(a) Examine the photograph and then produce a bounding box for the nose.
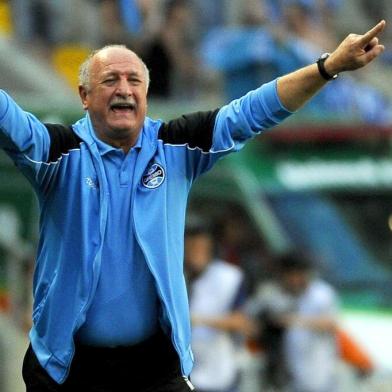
[115,77,132,97]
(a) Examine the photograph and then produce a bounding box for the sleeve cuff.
[260,78,294,118]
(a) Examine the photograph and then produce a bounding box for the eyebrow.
[102,70,143,78]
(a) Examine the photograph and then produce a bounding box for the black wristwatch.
[316,53,338,81]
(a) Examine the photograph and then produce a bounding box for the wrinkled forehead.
[90,48,145,79]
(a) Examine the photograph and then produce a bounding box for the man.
[184,222,250,392]
[246,252,339,392]
[0,19,385,391]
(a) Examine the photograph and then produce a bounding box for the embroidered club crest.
[142,163,165,189]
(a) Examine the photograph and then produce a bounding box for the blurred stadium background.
[1,0,392,391]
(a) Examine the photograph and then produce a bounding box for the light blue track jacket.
[0,80,291,383]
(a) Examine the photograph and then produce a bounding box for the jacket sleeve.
[211,79,292,156]
[0,90,51,186]
[159,79,293,179]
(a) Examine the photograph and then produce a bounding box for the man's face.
[79,47,148,147]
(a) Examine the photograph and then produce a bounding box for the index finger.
[359,20,386,46]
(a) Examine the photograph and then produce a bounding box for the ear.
[78,85,89,111]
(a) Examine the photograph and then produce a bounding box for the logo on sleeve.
[142,163,165,189]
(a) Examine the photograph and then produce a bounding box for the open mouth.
[110,102,136,113]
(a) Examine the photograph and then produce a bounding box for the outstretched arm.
[161,21,387,178]
[278,20,386,111]
[191,311,255,335]
[0,91,53,189]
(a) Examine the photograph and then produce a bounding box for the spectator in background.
[225,0,268,27]
[10,0,100,52]
[191,0,227,37]
[214,207,273,295]
[97,0,163,48]
[185,220,251,392]
[142,0,199,98]
[200,0,392,123]
[280,0,339,51]
[97,0,136,45]
[93,0,201,98]
[200,0,279,101]
[246,251,339,391]
[10,0,61,51]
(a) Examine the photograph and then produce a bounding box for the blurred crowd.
[1,0,392,123]
[184,212,374,391]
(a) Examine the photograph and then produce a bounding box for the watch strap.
[317,53,338,81]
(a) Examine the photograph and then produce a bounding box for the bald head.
[77,44,149,152]
[78,45,150,92]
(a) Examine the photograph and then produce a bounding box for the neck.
[95,129,139,154]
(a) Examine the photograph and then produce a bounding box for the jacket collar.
[88,123,143,156]
[72,113,158,154]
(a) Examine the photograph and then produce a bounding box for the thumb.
[361,43,385,65]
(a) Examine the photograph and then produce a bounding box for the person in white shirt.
[184,222,251,392]
[246,252,339,392]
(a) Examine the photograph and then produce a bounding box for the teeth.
[111,102,135,110]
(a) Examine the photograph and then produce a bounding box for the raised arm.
[277,20,386,111]
[0,91,53,189]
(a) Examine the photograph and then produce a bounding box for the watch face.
[317,52,337,80]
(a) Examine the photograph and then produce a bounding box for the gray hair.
[78,44,150,92]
